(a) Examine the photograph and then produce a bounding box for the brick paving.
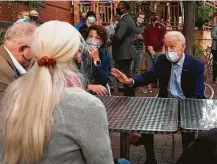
[110,83,217,164]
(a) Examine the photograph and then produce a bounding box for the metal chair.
[204,82,214,99]
[106,83,112,96]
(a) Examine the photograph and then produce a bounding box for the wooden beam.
[73,0,80,25]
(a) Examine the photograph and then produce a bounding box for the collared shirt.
[3,45,26,75]
[168,54,186,99]
[120,13,128,19]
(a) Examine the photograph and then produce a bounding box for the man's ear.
[182,43,186,50]
[18,45,28,53]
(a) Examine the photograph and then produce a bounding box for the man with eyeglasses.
[0,22,36,103]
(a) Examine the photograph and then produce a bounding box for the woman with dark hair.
[77,25,111,96]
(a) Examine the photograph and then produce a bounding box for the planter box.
[194,30,212,55]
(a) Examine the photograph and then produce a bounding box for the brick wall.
[0,1,73,27]
[39,1,73,24]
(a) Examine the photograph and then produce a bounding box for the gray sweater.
[0,87,114,164]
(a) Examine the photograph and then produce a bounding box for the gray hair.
[4,22,36,46]
[165,31,186,45]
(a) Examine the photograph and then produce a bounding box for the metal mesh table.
[98,96,179,159]
[98,96,179,134]
[180,99,217,132]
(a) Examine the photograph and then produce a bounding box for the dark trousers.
[116,59,135,96]
[141,132,195,160]
[212,50,217,81]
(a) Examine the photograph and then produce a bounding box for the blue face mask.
[86,39,102,49]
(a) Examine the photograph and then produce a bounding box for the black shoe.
[144,159,157,164]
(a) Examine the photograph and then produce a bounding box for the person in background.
[29,10,40,25]
[211,24,217,83]
[112,1,137,96]
[77,25,111,96]
[79,11,97,39]
[112,31,205,164]
[75,12,87,30]
[132,12,145,77]
[15,11,30,24]
[106,15,120,56]
[96,15,103,26]
[0,22,36,103]
[17,11,29,19]
[142,11,166,94]
[0,20,115,164]
[105,14,120,92]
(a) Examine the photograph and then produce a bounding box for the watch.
[94,60,101,66]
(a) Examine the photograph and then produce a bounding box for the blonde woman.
[0,21,114,164]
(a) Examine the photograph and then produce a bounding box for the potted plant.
[195,5,213,29]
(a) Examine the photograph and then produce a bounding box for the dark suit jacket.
[133,54,205,99]
[176,128,217,164]
[0,45,20,103]
[112,13,137,61]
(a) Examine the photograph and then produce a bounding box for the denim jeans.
[145,51,161,71]
[132,50,143,76]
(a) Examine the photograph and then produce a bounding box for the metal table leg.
[120,132,130,159]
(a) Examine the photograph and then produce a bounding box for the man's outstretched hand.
[111,68,133,85]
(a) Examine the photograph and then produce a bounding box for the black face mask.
[116,8,122,16]
[29,15,38,22]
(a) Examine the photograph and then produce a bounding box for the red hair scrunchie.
[37,56,56,68]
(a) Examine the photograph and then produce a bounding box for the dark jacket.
[80,47,111,86]
[134,22,145,51]
[79,24,89,39]
[176,128,217,164]
[112,13,137,61]
[133,54,206,99]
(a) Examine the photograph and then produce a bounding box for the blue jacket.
[81,47,111,86]
[75,22,85,31]
[133,54,206,99]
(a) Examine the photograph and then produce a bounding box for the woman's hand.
[88,46,100,61]
[88,84,108,96]
[111,68,133,85]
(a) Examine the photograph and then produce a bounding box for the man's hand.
[111,68,133,85]
[147,46,155,57]
[150,50,155,58]
[147,46,154,52]
[88,84,108,96]
[136,34,143,40]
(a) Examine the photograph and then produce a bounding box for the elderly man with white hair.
[0,22,36,103]
[112,31,205,164]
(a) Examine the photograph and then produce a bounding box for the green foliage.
[128,1,138,20]
[28,1,45,9]
[0,32,4,46]
[11,1,45,9]
[192,44,204,60]
[195,5,213,28]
